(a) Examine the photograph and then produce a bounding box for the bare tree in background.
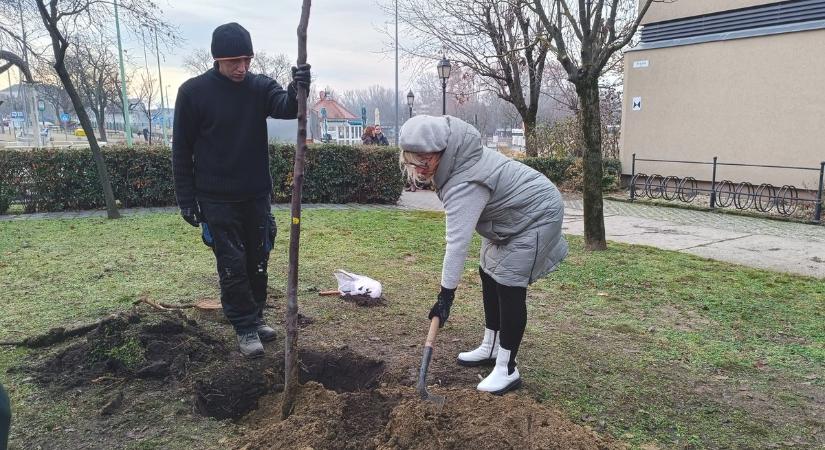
[252,52,291,86]
[339,85,398,126]
[0,0,176,219]
[392,0,550,156]
[530,0,657,250]
[134,73,158,144]
[68,36,120,141]
[32,60,73,132]
[539,60,623,159]
[109,66,143,132]
[183,48,291,85]
[182,48,212,76]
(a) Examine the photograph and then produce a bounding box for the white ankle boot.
[477,348,521,395]
[457,328,499,367]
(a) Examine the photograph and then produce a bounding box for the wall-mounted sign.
[633,60,649,69]
[632,97,642,111]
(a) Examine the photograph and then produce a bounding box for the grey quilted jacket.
[434,116,568,287]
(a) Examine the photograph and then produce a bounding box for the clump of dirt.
[237,384,619,450]
[193,346,386,420]
[297,313,315,327]
[377,390,617,450]
[29,310,226,388]
[341,294,386,307]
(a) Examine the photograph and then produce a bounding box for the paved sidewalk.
[2,191,823,278]
[399,191,825,278]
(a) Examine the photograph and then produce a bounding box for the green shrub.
[0,184,10,214]
[520,156,575,184]
[0,144,404,213]
[519,156,621,191]
[0,160,10,214]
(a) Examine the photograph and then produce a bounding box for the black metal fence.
[628,154,825,223]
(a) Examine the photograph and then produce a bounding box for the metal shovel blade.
[416,346,445,405]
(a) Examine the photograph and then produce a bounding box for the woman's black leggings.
[479,267,526,373]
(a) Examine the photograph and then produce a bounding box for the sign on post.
[11,111,24,128]
[60,113,70,123]
[37,99,46,112]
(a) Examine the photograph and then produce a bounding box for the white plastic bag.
[333,269,382,298]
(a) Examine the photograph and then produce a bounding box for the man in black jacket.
[172,22,310,357]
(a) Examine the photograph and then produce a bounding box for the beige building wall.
[621,28,825,191]
[641,0,785,24]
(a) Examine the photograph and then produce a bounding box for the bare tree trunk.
[282,0,311,420]
[576,77,606,250]
[523,113,538,157]
[94,105,107,141]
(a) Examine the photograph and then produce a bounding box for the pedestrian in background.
[374,125,389,146]
[361,125,377,145]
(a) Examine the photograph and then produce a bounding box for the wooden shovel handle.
[425,316,440,347]
[318,290,340,296]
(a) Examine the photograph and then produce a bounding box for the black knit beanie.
[211,23,254,59]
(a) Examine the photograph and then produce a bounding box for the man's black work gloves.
[291,64,312,91]
[428,286,456,328]
[180,205,201,228]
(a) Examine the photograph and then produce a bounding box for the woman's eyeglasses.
[405,155,440,169]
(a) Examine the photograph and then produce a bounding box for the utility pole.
[114,0,133,147]
[152,27,167,146]
[18,0,41,147]
[394,0,399,146]
[141,26,152,144]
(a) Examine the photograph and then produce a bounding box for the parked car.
[73,128,86,137]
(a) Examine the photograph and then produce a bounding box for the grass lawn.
[0,209,822,449]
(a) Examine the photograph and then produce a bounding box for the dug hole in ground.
[15,299,618,449]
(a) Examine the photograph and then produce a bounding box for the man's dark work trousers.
[0,382,10,450]
[200,197,274,333]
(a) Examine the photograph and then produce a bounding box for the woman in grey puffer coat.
[399,115,568,395]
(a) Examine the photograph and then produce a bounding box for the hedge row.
[0,144,405,214]
[0,145,620,214]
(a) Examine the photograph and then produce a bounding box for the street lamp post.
[437,57,451,116]
[114,0,133,147]
[406,90,414,119]
[150,26,167,147]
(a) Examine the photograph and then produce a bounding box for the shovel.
[416,316,446,405]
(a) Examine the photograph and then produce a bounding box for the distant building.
[621,0,825,190]
[309,91,364,145]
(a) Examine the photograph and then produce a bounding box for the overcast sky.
[159,0,420,101]
[3,0,418,104]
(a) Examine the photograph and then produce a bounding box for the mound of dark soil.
[30,310,226,388]
[237,384,619,450]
